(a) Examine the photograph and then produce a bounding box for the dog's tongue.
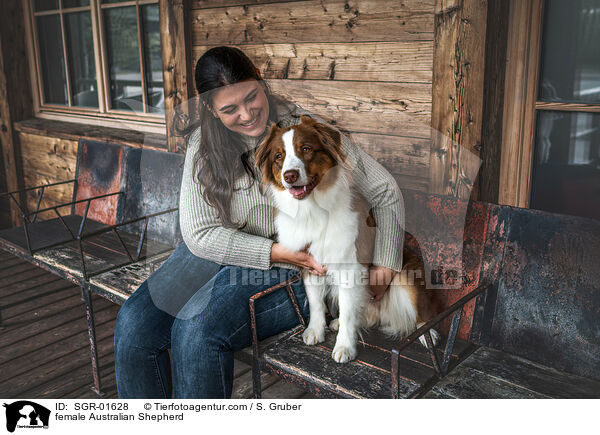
[289,185,308,199]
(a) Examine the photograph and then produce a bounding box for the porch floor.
[0,250,314,399]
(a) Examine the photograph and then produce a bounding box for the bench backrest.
[402,190,508,341]
[474,207,600,379]
[402,189,600,379]
[73,139,184,247]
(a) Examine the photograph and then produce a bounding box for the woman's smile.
[210,80,269,137]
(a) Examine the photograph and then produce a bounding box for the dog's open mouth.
[288,175,318,200]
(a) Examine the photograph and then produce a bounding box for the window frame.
[23,0,165,132]
[499,0,600,208]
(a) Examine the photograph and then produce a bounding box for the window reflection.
[531,111,600,220]
[104,6,142,112]
[142,4,164,113]
[36,14,68,105]
[538,0,600,104]
[65,11,98,108]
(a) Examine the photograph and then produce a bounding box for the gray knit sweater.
[179,98,405,272]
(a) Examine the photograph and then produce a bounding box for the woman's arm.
[179,128,274,270]
[179,127,327,274]
[341,133,405,273]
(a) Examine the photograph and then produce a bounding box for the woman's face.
[209,80,269,137]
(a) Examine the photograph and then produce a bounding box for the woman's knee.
[115,282,174,353]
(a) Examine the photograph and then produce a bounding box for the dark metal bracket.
[249,274,306,399]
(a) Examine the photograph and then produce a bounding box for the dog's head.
[254,115,346,200]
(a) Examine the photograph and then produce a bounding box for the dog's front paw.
[329,318,339,332]
[332,344,357,363]
[303,327,325,345]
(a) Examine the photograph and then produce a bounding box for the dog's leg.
[302,274,328,345]
[331,267,369,363]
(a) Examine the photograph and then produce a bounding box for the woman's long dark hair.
[178,46,288,228]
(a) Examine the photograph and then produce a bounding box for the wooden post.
[159,0,193,154]
[498,0,544,208]
[430,0,488,200]
[478,0,510,204]
[0,0,33,226]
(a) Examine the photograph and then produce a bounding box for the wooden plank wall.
[18,133,78,220]
[430,0,488,200]
[191,0,435,192]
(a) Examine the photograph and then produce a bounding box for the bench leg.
[81,285,105,397]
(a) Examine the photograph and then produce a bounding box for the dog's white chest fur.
[271,170,359,267]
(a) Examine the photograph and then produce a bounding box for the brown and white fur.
[255,115,440,363]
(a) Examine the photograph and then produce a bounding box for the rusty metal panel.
[73,141,184,245]
[118,148,184,246]
[488,208,600,380]
[74,140,128,225]
[403,191,492,340]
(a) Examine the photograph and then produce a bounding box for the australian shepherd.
[255,115,440,363]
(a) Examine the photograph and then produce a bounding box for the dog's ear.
[254,123,280,181]
[311,119,345,164]
[300,115,344,162]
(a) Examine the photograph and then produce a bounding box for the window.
[500,0,600,221]
[530,0,600,220]
[28,0,164,122]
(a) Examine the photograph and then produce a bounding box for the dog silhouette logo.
[3,401,50,432]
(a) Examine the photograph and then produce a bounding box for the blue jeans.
[114,242,307,398]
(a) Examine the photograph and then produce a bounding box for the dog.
[255,115,440,363]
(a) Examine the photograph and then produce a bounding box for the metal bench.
[249,193,600,398]
[0,139,183,395]
[3,139,599,399]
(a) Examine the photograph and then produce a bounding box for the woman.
[114,46,404,398]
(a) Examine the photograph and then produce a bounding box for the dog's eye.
[275,152,282,160]
[301,145,311,153]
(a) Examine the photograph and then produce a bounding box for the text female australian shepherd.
[255,115,439,363]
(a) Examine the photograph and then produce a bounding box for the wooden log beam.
[498,0,543,208]
[0,0,34,225]
[191,0,434,46]
[478,0,510,204]
[430,0,488,199]
[160,0,193,153]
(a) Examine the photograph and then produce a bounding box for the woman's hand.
[271,243,327,276]
[369,266,396,302]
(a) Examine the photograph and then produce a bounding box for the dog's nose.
[283,170,299,184]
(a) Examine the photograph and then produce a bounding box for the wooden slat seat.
[87,251,172,304]
[32,230,173,283]
[424,347,600,399]
[260,325,472,399]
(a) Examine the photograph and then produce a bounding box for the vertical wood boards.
[478,0,510,204]
[160,0,194,153]
[0,0,34,225]
[498,0,543,208]
[430,0,488,199]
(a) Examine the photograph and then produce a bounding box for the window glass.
[142,4,164,113]
[36,14,68,105]
[104,6,142,112]
[531,110,600,220]
[538,0,600,104]
[34,0,59,12]
[65,11,98,107]
[63,0,90,7]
